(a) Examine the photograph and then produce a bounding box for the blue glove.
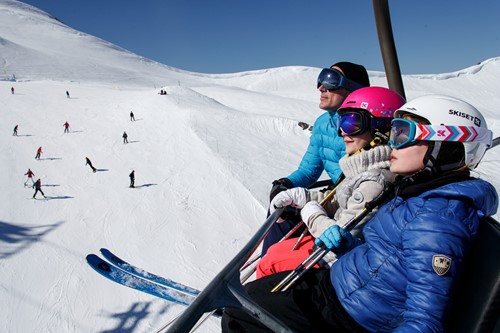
[314,225,358,255]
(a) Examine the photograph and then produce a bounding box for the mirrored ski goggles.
[389,118,493,149]
[317,68,363,92]
[338,110,391,136]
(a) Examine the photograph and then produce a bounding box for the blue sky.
[21,0,500,74]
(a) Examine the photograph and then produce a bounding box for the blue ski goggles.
[389,119,418,148]
[338,110,391,136]
[389,118,493,149]
[317,68,363,92]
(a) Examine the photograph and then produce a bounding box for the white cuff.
[300,201,327,225]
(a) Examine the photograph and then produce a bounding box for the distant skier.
[13,125,18,136]
[129,170,135,188]
[35,146,43,160]
[122,131,128,144]
[24,168,35,186]
[63,121,70,133]
[130,111,135,121]
[32,178,45,199]
[85,157,97,173]
[11,86,14,94]
[66,90,70,98]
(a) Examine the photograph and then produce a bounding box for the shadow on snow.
[0,220,64,260]
[133,183,157,189]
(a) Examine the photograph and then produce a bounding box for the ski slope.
[1,1,499,332]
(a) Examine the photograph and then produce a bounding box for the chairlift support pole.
[373,0,406,99]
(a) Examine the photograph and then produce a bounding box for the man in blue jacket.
[263,62,370,253]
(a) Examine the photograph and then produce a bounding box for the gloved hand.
[269,178,293,202]
[314,225,359,255]
[270,187,308,215]
[300,201,327,225]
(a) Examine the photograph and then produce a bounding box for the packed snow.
[1,1,499,332]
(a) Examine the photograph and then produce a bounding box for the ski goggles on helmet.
[389,118,493,149]
[317,68,363,92]
[338,110,391,136]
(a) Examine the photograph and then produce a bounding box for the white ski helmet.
[394,95,493,171]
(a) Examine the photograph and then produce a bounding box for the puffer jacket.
[331,174,498,332]
[287,112,345,188]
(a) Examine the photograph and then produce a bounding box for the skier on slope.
[32,178,46,199]
[263,62,370,255]
[24,168,35,186]
[63,121,70,133]
[129,170,135,188]
[130,111,135,121]
[122,131,128,144]
[85,157,97,173]
[35,146,43,160]
[13,125,18,136]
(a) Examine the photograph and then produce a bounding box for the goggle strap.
[350,136,385,156]
[414,124,493,146]
[373,130,390,142]
[343,78,363,91]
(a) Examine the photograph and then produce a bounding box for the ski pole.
[240,175,346,279]
[289,176,345,251]
[270,212,365,293]
[189,311,214,332]
[239,219,306,283]
[156,313,182,333]
[489,136,500,149]
[290,228,308,251]
[239,219,304,273]
[156,310,214,333]
[271,186,390,293]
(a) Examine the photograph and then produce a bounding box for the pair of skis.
[87,208,292,333]
[86,249,223,317]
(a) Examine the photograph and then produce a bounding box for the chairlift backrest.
[446,217,500,333]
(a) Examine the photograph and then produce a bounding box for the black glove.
[268,178,301,222]
[269,178,294,202]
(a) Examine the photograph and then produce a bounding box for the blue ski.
[99,248,201,297]
[86,254,193,306]
[86,254,223,317]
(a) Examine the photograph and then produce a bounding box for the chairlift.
[165,1,500,332]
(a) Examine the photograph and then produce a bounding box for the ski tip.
[100,248,126,265]
[99,248,113,258]
[86,254,112,273]
[86,254,99,263]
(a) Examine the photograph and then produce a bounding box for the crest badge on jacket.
[432,255,452,276]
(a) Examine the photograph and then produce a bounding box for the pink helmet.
[339,86,406,118]
[337,86,406,142]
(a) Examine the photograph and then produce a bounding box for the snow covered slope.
[1,1,499,332]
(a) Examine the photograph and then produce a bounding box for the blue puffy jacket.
[287,112,345,188]
[331,177,498,332]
